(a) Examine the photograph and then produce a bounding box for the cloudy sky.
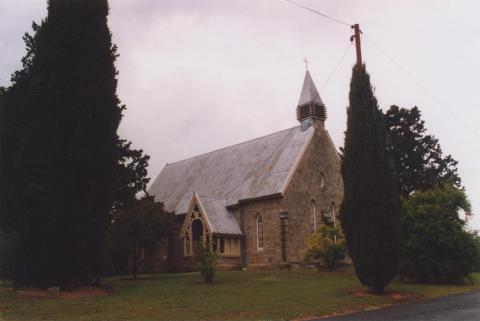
[1,0,479,229]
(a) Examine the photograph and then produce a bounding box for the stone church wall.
[282,123,344,263]
[233,198,285,269]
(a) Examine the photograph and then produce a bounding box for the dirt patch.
[16,286,109,300]
[352,290,419,302]
[293,315,319,321]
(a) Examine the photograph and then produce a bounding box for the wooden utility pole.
[351,24,362,66]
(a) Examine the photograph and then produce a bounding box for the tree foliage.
[340,64,401,294]
[195,239,218,284]
[0,0,122,288]
[305,224,346,271]
[385,105,461,197]
[399,185,480,283]
[106,195,174,278]
[112,138,150,213]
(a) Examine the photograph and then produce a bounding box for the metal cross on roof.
[303,57,309,70]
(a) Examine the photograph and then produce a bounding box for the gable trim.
[280,129,315,195]
[179,192,214,239]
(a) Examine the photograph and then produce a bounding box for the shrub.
[305,224,346,271]
[399,185,480,283]
[473,233,480,272]
[195,240,218,284]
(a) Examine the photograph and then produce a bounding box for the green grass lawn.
[1,270,479,321]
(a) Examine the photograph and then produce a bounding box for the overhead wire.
[283,0,351,26]
[321,42,353,90]
[283,0,480,137]
[362,33,480,136]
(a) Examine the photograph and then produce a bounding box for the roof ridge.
[165,125,300,166]
[197,194,225,199]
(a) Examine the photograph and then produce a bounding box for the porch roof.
[197,195,242,235]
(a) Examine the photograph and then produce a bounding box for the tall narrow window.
[310,200,317,234]
[320,172,325,189]
[330,203,336,226]
[330,203,337,243]
[219,238,225,254]
[257,215,264,250]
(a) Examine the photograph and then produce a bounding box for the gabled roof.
[179,193,242,236]
[197,195,242,235]
[148,126,314,215]
[298,70,324,106]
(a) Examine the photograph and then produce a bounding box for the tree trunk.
[368,285,385,295]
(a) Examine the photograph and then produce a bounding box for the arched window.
[310,200,317,234]
[320,172,325,189]
[330,202,337,243]
[330,202,336,227]
[257,215,264,250]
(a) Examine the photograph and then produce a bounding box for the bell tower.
[296,70,327,131]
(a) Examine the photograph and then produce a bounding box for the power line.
[283,0,479,137]
[321,42,353,90]
[362,33,480,137]
[283,0,351,27]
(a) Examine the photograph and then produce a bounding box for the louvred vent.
[296,103,327,122]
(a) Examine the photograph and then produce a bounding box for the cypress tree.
[340,64,401,294]
[4,0,121,288]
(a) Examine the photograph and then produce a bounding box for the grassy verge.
[1,270,479,321]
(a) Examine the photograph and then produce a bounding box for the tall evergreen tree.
[385,105,461,197]
[0,23,41,232]
[2,0,122,288]
[340,64,401,294]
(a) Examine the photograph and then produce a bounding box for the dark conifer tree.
[385,105,461,197]
[3,0,121,288]
[340,64,401,294]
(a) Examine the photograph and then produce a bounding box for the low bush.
[399,185,480,283]
[305,224,346,271]
[195,240,218,284]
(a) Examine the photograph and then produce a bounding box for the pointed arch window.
[330,202,336,227]
[330,202,337,243]
[257,215,264,250]
[320,172,325,189]
[310,200,317,234]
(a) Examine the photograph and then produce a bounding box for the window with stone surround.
[310,200,317,234]
[330,202,337,225]
[257,215,264,250]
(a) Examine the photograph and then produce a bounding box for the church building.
[147,70,343,271]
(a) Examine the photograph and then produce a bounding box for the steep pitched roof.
[197,195,242,235]
[298,70,324,106]
[148,126,314,215]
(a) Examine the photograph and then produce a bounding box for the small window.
[257,215,264,250]
[330,203,336,225]
[138,246,145,261]
[161,247,167,259]
[213,237,218,252]
[310,200,317,234]
[320,172,325,189]
[184,236,191,256]
[219,238,225,254]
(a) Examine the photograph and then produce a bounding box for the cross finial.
[303,57,310,70]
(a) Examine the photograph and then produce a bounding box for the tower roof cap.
[298,70,324,106]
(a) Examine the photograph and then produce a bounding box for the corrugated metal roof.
[197,195,242,235]
[148,125,314,215]
[298,70,324,106]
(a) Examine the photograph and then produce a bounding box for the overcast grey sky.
[1,0,479,229]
